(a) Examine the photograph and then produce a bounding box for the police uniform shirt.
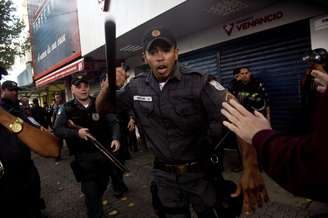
[54,97,111,153]
[117,64,227,164]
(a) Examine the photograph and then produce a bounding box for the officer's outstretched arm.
[0,106,59,158]
[203,79,269,215]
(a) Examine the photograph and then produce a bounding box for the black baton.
[104,17,116,112]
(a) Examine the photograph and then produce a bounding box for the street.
[34,146,328,218]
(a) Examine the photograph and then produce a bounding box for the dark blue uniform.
[0,98,43,218]
[54,97,115,218]
[117,64,226,217]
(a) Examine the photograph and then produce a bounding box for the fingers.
[312,69,328,83]
[254,110,266,120]
[221,107,240,126]
[228,99,253,117]
[317,85,327,93]
[222,120,238,134]
[242,190,253,216]
[111,141,120,152]
[231,183,241,198]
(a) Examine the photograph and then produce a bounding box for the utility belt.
[153,159,201,175]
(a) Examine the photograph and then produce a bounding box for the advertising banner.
[30,0,81,79]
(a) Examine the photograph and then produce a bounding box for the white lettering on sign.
[37,33,66,63]
[223,11,284,36]
[133,96,153,102]
[314,16,328,31]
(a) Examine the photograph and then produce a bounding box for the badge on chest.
[92,113,100,121]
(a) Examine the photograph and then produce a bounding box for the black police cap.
[1,80,22,91]
[71,74,89,86]
[143,27,176,51]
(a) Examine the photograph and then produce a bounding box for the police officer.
[0,80,56,218]
[54,75,120,218]
[97,28,267,217]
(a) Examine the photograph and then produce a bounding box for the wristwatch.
[9,117,24,134]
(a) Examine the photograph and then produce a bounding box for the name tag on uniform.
[133,95,152,102]
[209,80,225,91]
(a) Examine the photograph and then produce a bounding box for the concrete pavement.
[33,146,328,218]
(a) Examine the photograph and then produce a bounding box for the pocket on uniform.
[134,101,154,116]
[174,103,198,116]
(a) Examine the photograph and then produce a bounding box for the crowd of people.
[0,27,327,218]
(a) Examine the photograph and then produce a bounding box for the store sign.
[35,58,84,88]
[223,11,284,36]
[30,0,81,79]
[314,15,328,31]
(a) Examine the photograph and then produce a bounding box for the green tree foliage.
[0,0,25,70]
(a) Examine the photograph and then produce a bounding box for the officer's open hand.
[78,128,92,141]
[232,164,269,215]
[110,139,120,152]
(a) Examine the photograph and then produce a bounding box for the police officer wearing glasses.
[96,27,268,217]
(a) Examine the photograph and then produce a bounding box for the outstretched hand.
[221,99,272,143]
[311,65,328,93]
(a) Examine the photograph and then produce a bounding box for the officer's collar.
[73,96,93,108]
[146,63,182,83]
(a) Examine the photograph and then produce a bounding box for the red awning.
[35,58,84,88]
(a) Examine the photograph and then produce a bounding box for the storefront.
[180,20,311,131]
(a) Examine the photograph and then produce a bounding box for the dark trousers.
[0,161,42,218]
[81,176,110,218]
[152,169,218,218]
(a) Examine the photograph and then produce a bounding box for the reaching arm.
[53,106,79,139]
[0,106,59,157]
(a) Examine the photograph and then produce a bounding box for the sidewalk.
[33,147,328,218]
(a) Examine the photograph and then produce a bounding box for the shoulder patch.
[57,106,64,115]
[209,80,225,91]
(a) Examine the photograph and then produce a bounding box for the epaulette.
[132,72,147,80]
[180,65,204,76]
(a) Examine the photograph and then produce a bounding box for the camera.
[302,48,328,65]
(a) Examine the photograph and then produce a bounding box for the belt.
[153,160,201,175]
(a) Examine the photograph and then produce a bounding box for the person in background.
[31,98,49,128]
[228,67,270,172]
[100,68,129,198]
[51,93,65,161]
[221,67,328,202]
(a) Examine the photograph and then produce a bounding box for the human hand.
[78,128,92,140]
[100,74,109,90]
[232,166,269,215]
[110,139,120,152]
[311,67,328,93]
[116,67,127,88]
[221,99,272,144]
[127,118,135,132]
